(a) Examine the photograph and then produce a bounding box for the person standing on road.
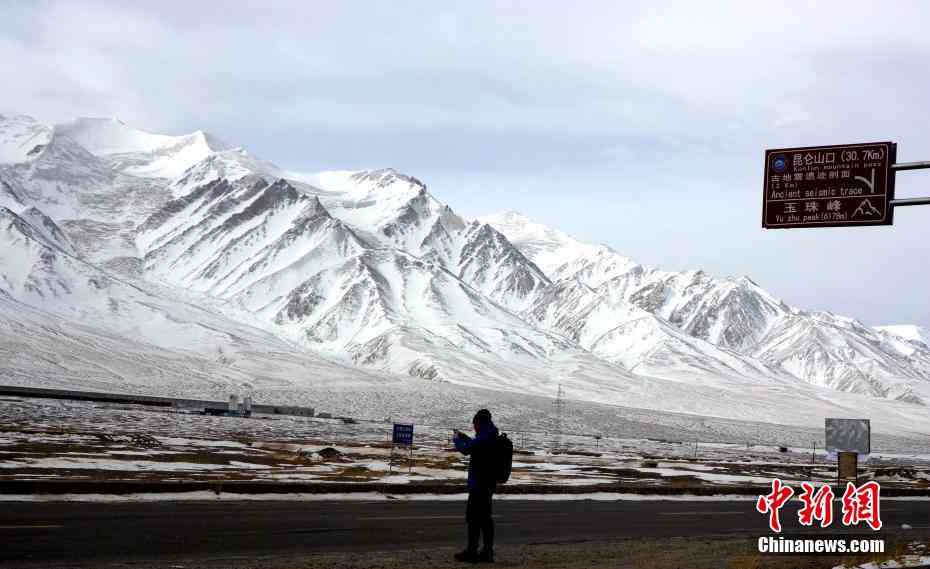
[452,408,499,563]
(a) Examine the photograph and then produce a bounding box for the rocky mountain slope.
[481,211,930,402]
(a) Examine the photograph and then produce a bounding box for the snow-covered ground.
[4,397,930,492]
[833,543,930,569]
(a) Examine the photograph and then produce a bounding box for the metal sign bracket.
[890,160,930,208]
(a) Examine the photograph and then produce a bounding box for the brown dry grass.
[315,465,380,482]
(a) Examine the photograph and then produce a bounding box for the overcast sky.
[2,1,929,327]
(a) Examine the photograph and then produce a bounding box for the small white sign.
[825,418,870,454]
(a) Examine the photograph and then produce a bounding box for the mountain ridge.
[480,210,930,400]
[2,113,929,434]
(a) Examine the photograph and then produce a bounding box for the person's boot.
[454,549,479,563]
[477,548,494,563]
[455,520,480,562]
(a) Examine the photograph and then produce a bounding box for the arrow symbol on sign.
[854,168,876,193]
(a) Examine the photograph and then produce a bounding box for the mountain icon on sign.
[852,199,882,218]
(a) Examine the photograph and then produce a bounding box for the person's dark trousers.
[465,486,495,555]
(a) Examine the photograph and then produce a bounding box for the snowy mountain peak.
[479,210,635,279]
[0,114,53,164]
[29,129,116,183]
[55,117,226,156]
[349,168,426,191]
[54,117,229,179]
[877,325,930,348]
[168,149,281,197]
[480,210,557,237]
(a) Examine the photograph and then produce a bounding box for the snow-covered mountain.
[481,212,787,350]
[878,325,930,352]
[134,164,590,387]
[522,276,790,387]
[481,211,930,401]
[0,114,52,164]
[292,169,551,311]
[55,117,229,179]
[2,113,930,436]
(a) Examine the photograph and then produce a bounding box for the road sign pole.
[838,451,858,485]
[891,197,930,207]
[891,161,930,171]
[890,159,930,208]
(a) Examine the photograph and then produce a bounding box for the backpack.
[495,433,514,484]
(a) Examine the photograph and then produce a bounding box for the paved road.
[1,498,924,566]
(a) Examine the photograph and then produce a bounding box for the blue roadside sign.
[392,423,414,446]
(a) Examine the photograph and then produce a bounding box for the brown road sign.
[762,142,897,228]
